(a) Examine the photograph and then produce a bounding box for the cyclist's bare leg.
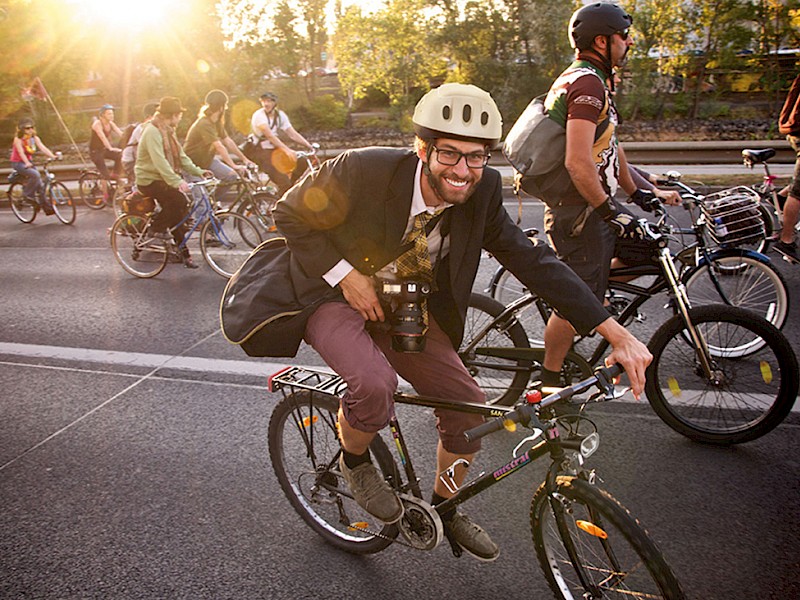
[542,312,576,375]
[434,443,474,498]
[337,407,375,455]
[780,194,799,244]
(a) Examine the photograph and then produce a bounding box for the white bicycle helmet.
[413,83,502,146]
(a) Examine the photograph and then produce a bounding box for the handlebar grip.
[464,413,513,444]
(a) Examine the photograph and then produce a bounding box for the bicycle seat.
[741,148,775,164]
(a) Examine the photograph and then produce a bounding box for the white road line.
[0,341,287,378]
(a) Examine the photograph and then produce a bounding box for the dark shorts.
[544,204,615,301]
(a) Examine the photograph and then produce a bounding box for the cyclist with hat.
[10,117,61,214]
[274,82,651,561]
[249,91,315,195]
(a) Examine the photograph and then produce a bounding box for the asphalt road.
[1,196,798,599]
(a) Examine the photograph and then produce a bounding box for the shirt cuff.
[323,259,354,287]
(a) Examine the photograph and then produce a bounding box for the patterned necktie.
[394,209,443,333]
[395,211,437,282]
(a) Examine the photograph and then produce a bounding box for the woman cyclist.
[10,118,60,214]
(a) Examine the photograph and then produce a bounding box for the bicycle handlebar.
[187,178,220,189]
[463,363,624,443]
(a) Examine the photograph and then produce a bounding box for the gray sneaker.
[445,512,500,562]
[338,454,403,524]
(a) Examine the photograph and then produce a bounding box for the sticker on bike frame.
[492,449,531,481]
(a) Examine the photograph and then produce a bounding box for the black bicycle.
[7,157,75,225]
[460,222,798,445]
[268,363,685,599]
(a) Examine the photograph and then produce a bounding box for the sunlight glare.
[68,0,177,31]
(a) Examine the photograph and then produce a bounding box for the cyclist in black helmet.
[534,2,670,391]
[273,83,651,562]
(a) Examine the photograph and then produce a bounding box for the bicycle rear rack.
[268,365,348,397]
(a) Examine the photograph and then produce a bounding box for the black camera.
[376,278,431,353]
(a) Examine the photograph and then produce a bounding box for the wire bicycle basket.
[699,186,765,247]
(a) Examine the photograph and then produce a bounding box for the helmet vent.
[442,105,451,120]
[462,104,472,123]
[481,111,489,126]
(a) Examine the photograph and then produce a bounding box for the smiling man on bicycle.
[273,83,651,561]
[135,96,210,269]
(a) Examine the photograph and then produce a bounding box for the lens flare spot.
[760,361,773,384]
[196,59,210,73]
[272,147,297,174]
[304,187,330,213]
[502,419,517,432]
[576,520,608,539]
[667,377,681,397]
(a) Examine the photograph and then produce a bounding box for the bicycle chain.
[344,493,443,550]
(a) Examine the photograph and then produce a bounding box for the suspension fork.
[657,248,714,376]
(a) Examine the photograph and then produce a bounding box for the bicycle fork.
[657,248,715,377]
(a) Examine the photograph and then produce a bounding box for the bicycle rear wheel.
[683,254,789,349]
[109,214,168,278]
[235,191,278,246]
[79,171,106,209]
[460,293,532,406]
[531,476,685,600]
[268,390,398,554]
[200,211,261,278]
[646,305,798,445]
[8,182,37,223]
[49,182,76,225]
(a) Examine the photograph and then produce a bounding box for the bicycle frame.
[269,365,609,519]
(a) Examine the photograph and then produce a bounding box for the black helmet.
[569,2,633,50]
[204,89,229,110]
[260,91,278,102]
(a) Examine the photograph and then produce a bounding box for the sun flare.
[67,0,179,32]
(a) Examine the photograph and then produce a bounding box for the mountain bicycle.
[108,178,261,278]
[78,168,121,210]
[7,156,75,225]
[489,179,789,350]
[742,146,800,255]
[459,222,798,445]
[267,363,685,599]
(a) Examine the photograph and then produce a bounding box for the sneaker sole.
[455,542,500,563]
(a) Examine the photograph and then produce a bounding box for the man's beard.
[424,164,478,205]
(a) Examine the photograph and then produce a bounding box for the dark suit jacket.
[273,147,609,348]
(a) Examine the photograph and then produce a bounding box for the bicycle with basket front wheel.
[108,178,261,278]
[459,221,798,445]
[7,156,75,225]
[267,363,685,599]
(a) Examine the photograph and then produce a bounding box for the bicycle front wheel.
[531,476,684,600]
[683,254,789,349]
[268,391,398,554]
[646,305,799,445]
[200,211,261,278]
[49,182,76,225]
[109,214,168,278]
[460,293,532,406]
[8,182,37,223]
[79,171,106,209]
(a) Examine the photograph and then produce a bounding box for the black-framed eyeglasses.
[616,29,630,40]
[432,146,490,169]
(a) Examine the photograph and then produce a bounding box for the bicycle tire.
[200,211,261,278]
[683,253,789,351]
[49,181,76,225]
[268,390,398,554]
[79,171,107,209]
[460,293,532,405]
[645,305,799,445]
[531,476,685,600]
[109,214,168,278]
[8,182,37,223]
[234,191,278,246]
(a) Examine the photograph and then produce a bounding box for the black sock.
[431,491,456,522]
[541,367,562,387]
[342,448,371,469]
